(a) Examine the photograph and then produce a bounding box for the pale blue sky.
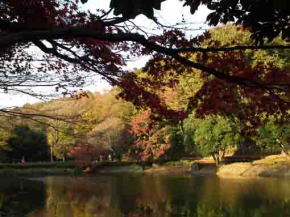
[0,0,210,108]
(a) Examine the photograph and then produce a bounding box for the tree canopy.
[6,125,49,162]
[0,0,289,123]
[184,114,242,165]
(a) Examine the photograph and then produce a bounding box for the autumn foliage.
[130,110,173,162]
[1,0,289,124]
[121,26,290,127]
[69,145,110,169]
[193,52,290,124]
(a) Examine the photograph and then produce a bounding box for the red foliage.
[69,145,109,169]
[0,0,129,97]
[118,74,187,122]
[130,110,172,162]
[192,51,290,127]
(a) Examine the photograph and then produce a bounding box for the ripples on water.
[1,174,290,217]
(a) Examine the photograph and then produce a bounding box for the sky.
[0,0,211,109]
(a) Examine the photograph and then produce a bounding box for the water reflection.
[0,178,45,217]
[1,175,290,217]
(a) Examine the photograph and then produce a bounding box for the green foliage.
[208,25,289,69]
[0,149,8,163]
[6,125,49,162]
[0,90,136,164]
[164,159,192,166]
[184,114,243,165]
[47,123,76,160]
[256,120,290,155]
[165,125,185,159]
[183,115,198,154]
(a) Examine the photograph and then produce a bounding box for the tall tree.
[184,114,243,165]
[130,109,184,162]
[6,125,49,162]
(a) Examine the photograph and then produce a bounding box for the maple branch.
[1,26,289,53]
[0,109,78,123]
[103,17,128,26]
[175,45,290,53]
[6,88,55,100]
[1,26,289,91]
[172,54,283,90]
[33,40,118,83]
[33,40,81,64]
[0,108,88,132]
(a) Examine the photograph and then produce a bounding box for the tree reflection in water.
[0,178,45,217]
[1,175,290,217]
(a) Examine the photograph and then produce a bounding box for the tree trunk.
[218,148,226,164]
[221,148,226,159]
[212,153,220,166]
[279,143,290,158]
[179,122,185,136]
[50,144,54,162]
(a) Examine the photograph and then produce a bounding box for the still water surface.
[1,174,290,217]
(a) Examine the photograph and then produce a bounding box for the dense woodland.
[0,25,289,167]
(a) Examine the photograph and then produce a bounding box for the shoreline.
[0,168,78,177]
[217,154,290,178]
[1,154,290,178]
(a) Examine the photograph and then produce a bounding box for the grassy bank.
[2,155,289,178]
[217,154,290,177]
[164,155,290,177]
[0,161,144,176]
[0,161,74,169]
[0,161,80,177]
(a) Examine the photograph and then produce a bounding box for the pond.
[1,174,290,217]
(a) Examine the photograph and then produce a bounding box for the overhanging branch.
[1,26,289,92]
[1,26,290,53]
